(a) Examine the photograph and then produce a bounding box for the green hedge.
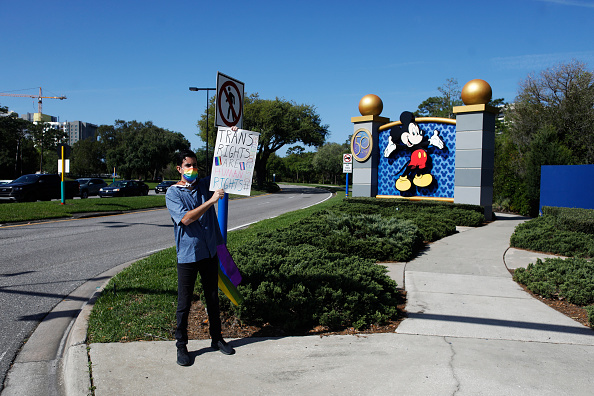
[255,212,423,262]
[335,198,485,241]
[513,257,594,306]
[510,215,594,258]
[541,206,594,235]
[227,210,417,331]
[231,241,399,331]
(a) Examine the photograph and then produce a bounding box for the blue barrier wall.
[540,164,594,211]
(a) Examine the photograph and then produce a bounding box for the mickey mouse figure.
[383,111,444,192]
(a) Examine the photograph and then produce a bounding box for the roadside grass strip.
[0,196,167,223]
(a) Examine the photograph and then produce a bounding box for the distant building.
[20,112,58,123]
[20,112,98,145]
[64,121,98,145]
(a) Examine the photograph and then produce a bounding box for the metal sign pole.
[218,193,229,243]
[213,73,244,244]
[61,145,65,205]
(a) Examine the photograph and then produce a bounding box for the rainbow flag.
[216,244,243,306]
[214,156,223,166]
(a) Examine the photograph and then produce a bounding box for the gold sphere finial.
[358,94,383,116]
[461,79,492,105]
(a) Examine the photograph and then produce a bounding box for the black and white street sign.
[343,163,352,173]
[216,72,244,128]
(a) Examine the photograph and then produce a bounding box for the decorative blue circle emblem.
[351,128,373,162]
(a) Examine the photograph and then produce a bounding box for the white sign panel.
[215,72,244,128]
[57,159,70,174]
[343,163,352,173]
[210,127,260,196]
[343,153,352,163]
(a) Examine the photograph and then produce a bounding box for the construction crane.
[0,87,66,115]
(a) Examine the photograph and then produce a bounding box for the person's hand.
[209,188,225,203]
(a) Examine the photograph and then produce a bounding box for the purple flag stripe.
[217,244,242,286]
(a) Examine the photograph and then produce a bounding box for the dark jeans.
[176,256,221,348]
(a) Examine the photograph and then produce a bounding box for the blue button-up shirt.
[165,177,223,264]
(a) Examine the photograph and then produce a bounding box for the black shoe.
[176,346,191,366]
[211,339,235,355]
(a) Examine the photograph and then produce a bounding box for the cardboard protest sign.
[209,127,260,196]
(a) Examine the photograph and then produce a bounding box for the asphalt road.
[0,185,332,393]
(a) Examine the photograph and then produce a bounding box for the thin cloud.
[491,51,594,70]
[533,0,594,8]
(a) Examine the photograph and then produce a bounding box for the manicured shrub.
[510,216,594,258]
[513,257,594,307]
[231,241,400,331]
[541,206,594,235]
[254,211,424,262]
[335,198,484,239]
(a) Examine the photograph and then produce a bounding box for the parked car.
[98,180,149,197]
[154,180,176,194]
[0,180,12,185]
[76,178,108,198]
[0,174,79,202]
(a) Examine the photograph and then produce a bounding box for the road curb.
[62,260,145,396]
[2,257,149,396]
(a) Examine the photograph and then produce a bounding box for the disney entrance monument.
[350,79,498,221]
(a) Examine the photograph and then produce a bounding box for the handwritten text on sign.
[210,127,260,196]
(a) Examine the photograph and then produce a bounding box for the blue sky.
[1,0,593,155]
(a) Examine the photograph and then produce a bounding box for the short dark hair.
[176,149,197,166]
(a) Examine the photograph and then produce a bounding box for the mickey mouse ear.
[400,111,414,125]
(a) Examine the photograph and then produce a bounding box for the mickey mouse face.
[401,122,423,147]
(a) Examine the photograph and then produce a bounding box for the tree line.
[412,61,593,217]
[3,60,590,216]
[0,110,68,179]
[0,113,190,180]
[494,60,593,217]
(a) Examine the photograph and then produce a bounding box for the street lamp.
[189,87,216,175]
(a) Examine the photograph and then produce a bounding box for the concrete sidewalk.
[69,214,594,394]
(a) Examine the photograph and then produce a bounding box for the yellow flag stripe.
[217,267,244,306]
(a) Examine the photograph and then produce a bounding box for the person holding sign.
[165,147,235,367]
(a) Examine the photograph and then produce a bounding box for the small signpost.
[57,144,71,205]
[343,154,352,197]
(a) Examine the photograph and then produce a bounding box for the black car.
[0,174,78,202]
[76,178,108,198]
[154,180,176,194]
[98,180,149,197]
